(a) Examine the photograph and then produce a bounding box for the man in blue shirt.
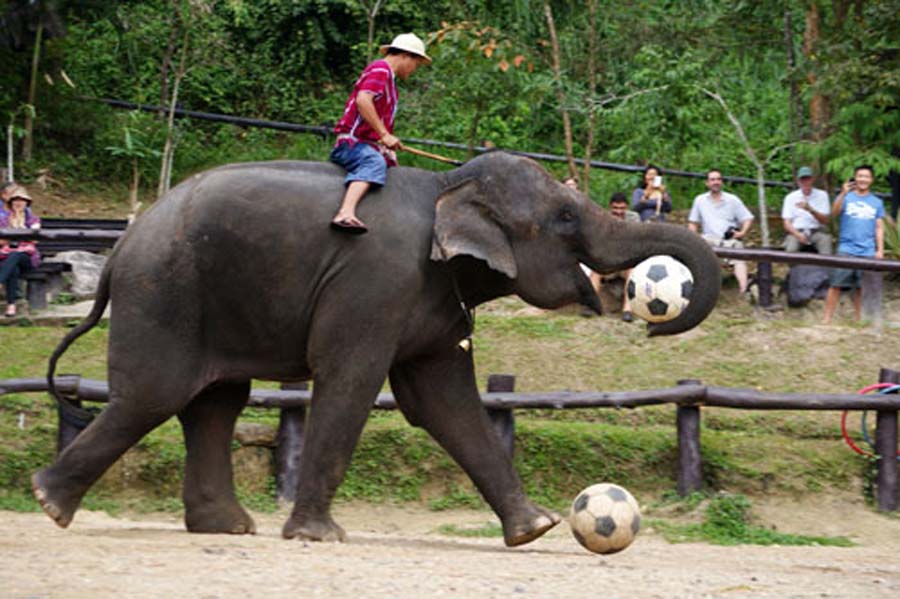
[822,165,884,324]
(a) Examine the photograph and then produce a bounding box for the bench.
[11,218,128,311]
[23,262,73,310]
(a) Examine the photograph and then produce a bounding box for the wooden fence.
[1,368,898,511]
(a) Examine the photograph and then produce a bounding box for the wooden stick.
[400,145,463,166]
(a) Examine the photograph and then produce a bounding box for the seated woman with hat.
[0,184,41,317]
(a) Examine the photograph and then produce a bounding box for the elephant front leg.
[281,361,388,542]
[178,381,256,534]
[389,352,561,546]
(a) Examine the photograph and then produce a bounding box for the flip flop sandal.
[330,218,368,235]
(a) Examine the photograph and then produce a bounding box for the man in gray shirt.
[688,169,755,295]
[781,166,832,254]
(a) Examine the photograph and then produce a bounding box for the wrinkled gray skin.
[33,152,720,546]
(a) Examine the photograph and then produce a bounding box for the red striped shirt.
[334,59,397,148]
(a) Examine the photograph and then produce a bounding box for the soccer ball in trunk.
[627,255,694,323]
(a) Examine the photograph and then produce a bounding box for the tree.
[0,0,66,162]
[157,0,216,198]
[105,111,161,222]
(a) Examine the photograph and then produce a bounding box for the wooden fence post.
[276,382,308,505]
[861,271,884,328]
[676,379,703,496]
[486,374,516,458]
[56,399,84,455]
[876,368,899,511]
[756,262,773,307]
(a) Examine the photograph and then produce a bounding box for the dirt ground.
[3,496,900,599]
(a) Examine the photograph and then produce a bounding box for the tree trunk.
[783,4,800,170]
[757,165,770,247]
[129,158,142,224]
[22,20,44,162]
[543,2,577,180]
[467,107,482,160]
[804,2,828,143]
[581,0,598,189]
[158,29,190,198]
[159,12,179,117]
[6,124,14,182]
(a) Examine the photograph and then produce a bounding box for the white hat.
[380,33,431,64]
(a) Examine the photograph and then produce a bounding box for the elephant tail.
[45,258,113,429]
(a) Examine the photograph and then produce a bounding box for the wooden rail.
[1,369,898,510]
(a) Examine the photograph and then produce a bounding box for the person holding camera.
[822,165,884,324]
[631,165,672,222]
[0,184,41,317]
[687,169,754,296]
[781,166,832,254]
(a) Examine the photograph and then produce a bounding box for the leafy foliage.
[0,1,894,209]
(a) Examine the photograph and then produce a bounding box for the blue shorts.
[330,141,387,186]
[829,252,865,289]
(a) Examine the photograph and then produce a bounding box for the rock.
[233,422,276,447]
[46,250,107,297]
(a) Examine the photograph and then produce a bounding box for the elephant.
[33,151,720,546]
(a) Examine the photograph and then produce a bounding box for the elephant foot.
[31,470,79,529]
[502,504,562,547]
[185,501,257,534]
[282,512,347,542]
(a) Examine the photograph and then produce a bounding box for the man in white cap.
[329,33,431,234]
[781,166,832,254]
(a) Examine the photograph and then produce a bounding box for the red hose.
[841,383,897,456]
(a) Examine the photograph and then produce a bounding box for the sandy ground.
[3,498,900,599]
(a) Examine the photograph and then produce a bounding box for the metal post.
[486,374,516,458]
[676,379,703,496]
[275,382,308,505]
[876,368,899,511]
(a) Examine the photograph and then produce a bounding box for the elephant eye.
[557,207,577,224]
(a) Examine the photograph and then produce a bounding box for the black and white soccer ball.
[626,255,693,323]
[569,483,641,554]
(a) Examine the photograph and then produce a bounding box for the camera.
[723,227,737,240]
[8,241,18,248]
[653,175,663,187]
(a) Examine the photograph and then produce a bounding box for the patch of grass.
[436,521,504,538]
[651,494,854,547]
[478,313,575,339]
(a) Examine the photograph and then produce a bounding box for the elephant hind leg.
[178,381,256,534]
[32,395,177,528]
[389,355,561,547]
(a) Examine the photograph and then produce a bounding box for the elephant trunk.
[582,217,721,336]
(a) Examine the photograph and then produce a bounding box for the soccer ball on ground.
[569,483,641,554]
[626,255,693,323]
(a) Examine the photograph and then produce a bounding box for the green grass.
[650,494,855,547]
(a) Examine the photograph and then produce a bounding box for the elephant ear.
[430,179,517,279]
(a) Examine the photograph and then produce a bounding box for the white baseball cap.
[380,33,431,64]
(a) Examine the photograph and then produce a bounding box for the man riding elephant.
[33,152,721,546]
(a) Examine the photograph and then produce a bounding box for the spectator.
[591,192,638,322]
[688,169,754,296]
[631,165,672,222]
[0,185,41,317]
[330,33,430,235]
[781,166,832,254]
[822,165,884,324]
